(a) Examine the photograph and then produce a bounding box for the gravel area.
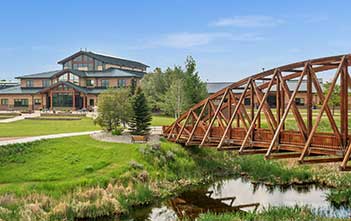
[90,131,160,144]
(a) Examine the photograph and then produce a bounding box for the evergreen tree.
[130,88,152,135]
[130,78,137,96]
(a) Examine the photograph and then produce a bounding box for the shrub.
[111,127,124,136]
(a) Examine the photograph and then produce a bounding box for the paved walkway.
[0,125,162,146]
[0,131,101,146]
[0,112,40,123]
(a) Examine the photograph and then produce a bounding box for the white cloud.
[147,32,262,49]
[210,15,284,28]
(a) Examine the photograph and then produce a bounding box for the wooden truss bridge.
[163,54,351,171]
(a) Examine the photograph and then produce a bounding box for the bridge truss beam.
[163,54,351,171]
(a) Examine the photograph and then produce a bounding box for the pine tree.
[130,88,152,135]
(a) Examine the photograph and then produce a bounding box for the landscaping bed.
[0,113,21,116]
[40,113,86,117]
[25,117,82,120]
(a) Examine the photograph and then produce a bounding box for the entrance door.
[89,99,94,106]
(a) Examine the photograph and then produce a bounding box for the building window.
[101,80,109,88]
[59,73,68,81]
[70,74,79,84]
[0,99,8,105]
[295,98,305,106]
[89,99,94,106]
[118,79,126,88]
[63,61,72,69]
[26,80,34,87]
[88,63,94,71]
[73,55,83,62]
[14,99,28,107]
[58,73,79,85]
[34,99,41,105]
[95,60,103,70]
[244,98,251,105]
[42,79,51,87]
[86,79,94,87]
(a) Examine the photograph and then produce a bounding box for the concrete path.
[0,112,40,123]
[0,130,101,146]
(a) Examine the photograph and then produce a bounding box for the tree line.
[141,56,208,118]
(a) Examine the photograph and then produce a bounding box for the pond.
[122,177,351,220]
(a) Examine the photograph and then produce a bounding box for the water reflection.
[124,177,351,220]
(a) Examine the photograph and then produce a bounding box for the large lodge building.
[0,50,148,111]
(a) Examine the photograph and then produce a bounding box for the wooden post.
[72,92,76,110]
[307,66,313,134]
[83,94,86,109]
[340,63,348,148]
[41,94,44,110]
[50,91,53,111]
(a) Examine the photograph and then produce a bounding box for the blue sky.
[0,0,351,82]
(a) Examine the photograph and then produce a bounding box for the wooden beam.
[200,88,230,146]
[175,110,192,142]
[307,66,313,134]
[265,66,308,158]
[309,66,342,143]
[239,70,278,152]
[217,79,252,149]
[299,157,344,164]
[299,56,346,162]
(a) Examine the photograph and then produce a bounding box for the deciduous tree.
[95,88,132,131]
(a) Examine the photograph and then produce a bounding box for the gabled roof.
[39,81,88,94]
[57,51,149,69]
[16,70,61,79]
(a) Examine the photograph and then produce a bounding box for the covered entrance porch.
[39,81,88,111]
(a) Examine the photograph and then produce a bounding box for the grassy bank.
[198,206,347,221]
[0,134,350,220]
[0,136,238,220]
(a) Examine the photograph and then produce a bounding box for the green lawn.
[151,115,175,126]
[0,117,100,137]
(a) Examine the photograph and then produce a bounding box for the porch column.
[72,92,76,110]
[83,94,86,109]
[41,94,44,110]
[50,91,53,111]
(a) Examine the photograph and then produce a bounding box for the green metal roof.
[57,51,149,69]
[17,68,145,79]
[0,86,41,94]
[16,70,61,79]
